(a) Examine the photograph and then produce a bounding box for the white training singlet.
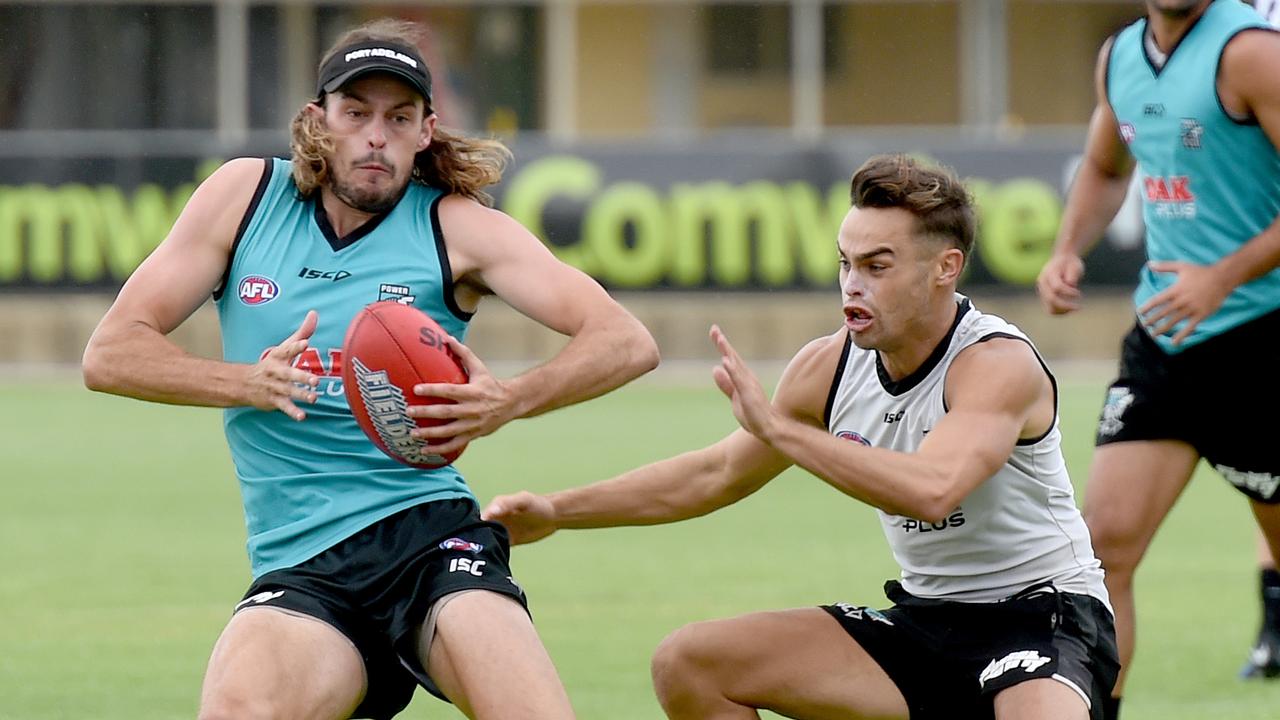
[825,296,1108,606]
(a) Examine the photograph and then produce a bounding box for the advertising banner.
[0,139,1147,292]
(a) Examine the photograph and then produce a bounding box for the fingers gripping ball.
[341,301,469,468]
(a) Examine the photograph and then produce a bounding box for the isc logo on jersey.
[239,275,280,305]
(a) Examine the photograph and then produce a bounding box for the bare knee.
[1083,507,1144,582]
[651,623,722,706]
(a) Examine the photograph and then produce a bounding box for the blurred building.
[1,1,1263,364]
[0,0,1146,150]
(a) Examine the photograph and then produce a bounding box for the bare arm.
[482,332,842,543]
[1209,30,1280,289]
[716,331,1053,525]
[1138,30,1280,343]
[546,428,791,530]
[411,196,659,452]
[1037,37,1137,314]
[82,158,321,418]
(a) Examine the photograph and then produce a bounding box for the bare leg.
[993,678,1089,720]
[1082,440,1199,696]
[423,591,574,720]
[1251,504,1280,570]
[198,607,366,720]
[649,608,909,720]
[1256,530,1276,568]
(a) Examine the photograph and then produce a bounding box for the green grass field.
[2,371,1278,719]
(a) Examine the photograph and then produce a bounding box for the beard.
[328,155,409,213]
[1147,0,1205,18]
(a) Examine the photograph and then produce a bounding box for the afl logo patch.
[836,430,871,446]
[239,276,279,305]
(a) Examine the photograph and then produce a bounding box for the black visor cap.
[316,41,432,105]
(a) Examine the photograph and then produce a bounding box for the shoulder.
[1219,25,1280,109]
[435,193,530,249]
[946,336,1046,409]
[437,192,516,228]
[178,158,274,247]
[1222,24,1280,69]
[773,329,849,424]
[204,157,272,196]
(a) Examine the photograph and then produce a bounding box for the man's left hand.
[1138,261,1231,345]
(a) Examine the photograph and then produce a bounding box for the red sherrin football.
[341,301,469,468]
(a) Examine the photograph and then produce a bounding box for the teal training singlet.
[1107,0,1280,352]
[215,158,474,577]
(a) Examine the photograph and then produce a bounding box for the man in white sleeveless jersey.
[485,155,1119,720]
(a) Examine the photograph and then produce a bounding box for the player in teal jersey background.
[82,17,658,720]
[1037,1,1280,716]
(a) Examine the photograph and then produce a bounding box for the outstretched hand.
[482,491,559,545]
[1139,261,1230,345]
[408,336,517,456]
[245,310,320,420]
[710,325,776,440]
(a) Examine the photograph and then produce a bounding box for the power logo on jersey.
[1180,118,1204,150]
[239,276,280,305]
[379,283,416,304]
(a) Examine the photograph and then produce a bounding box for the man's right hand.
[482,491,559,545]
[1036,253,1085,315]
[245,310,321,420]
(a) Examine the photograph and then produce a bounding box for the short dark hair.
[849,154,975,257]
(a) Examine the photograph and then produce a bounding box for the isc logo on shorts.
[449,558,486,576]
[239,275,280,305]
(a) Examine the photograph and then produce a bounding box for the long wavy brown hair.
[290,18,510,207]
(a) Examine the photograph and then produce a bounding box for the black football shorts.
[1095,306,1280,502]
[822,581,1119,719]
[234,498,528,719]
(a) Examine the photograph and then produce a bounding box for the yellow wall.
[698,77,794,129]
[1008,1,1142,125]
[576,4,655,134]
[826,3,961,125]
[568,1,1145,133]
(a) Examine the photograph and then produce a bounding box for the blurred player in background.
[488,155,1119,720]
[1036,0,1280,713]
[82,17,657,720]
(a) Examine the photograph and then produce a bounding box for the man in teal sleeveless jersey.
[1037,0,1280,715]
[83,17,658,720]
